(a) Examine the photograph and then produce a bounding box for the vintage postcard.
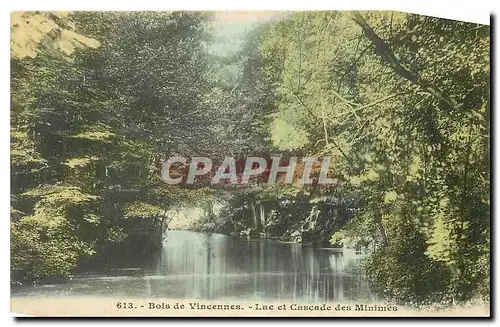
[10,10,490,317]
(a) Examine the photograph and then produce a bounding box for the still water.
[12,231,376,301]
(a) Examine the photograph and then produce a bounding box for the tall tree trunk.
[374,208,389,247]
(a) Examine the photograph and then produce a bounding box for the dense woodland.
[11,11,490,305]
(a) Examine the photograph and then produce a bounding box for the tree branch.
[349,11,460,112]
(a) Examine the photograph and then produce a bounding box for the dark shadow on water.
[12,230,375,302]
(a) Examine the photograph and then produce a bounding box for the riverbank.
[187,222,345,248]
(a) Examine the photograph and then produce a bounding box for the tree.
[253,11,489,304]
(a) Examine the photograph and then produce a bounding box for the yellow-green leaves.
[65,156,100,169]
[270,116,309,150]
[11,11,100,60]
[348,168,380,187]
[123,202,165,219]
[406,155,422,182]
[72,125,116,142]
[384,191,398,203]
[425,215,457,265]
[23,185,100,206]
[349,176,362,186]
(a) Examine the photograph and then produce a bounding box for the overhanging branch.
[349,11,460,112]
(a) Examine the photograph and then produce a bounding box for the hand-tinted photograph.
[10,10,490,317]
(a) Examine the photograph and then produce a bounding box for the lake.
[11,230,376,302]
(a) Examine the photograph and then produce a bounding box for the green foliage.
[365,223,453,305]
[65,156,100,169]
[71,125,116,142]
[11,221,82,278]
[10,11,216,281]
[123,202,164,219]
[252,11,490,304]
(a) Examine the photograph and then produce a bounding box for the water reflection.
[12,231,376,301]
